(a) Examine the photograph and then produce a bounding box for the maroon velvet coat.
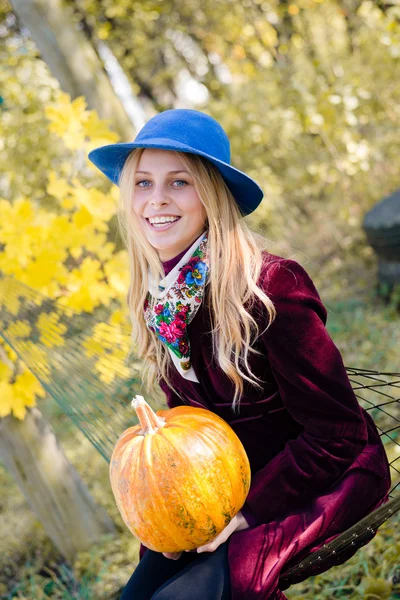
[139,247,391,600]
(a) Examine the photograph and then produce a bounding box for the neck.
[160,230,207,275]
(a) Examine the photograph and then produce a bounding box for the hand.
[188,510,250,554]
[162,551,183,560]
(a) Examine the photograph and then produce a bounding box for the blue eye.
[136,179,188,187]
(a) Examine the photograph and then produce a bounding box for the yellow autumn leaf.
[22,248,69,290]
[0,277,22,316]
[45,92,87,150]
[5,344,18,363]
[0,232,34,270]
[70,180,117,221]
[5,320,32,340]
[65,286,108,312]
[92,241,116,262]
[74,256,103,283]
[72,206,93,229]
[0,381,15,418]
[0,197,34,237]
[94,358,118,385]
[14,369,46,400]
[37,312,67,348]
[83,111,119,145]
[49,215,75,244]
[45,91,119,153]
[70,247,83,259]
[108,308,130,328]
[12,369,45,420]
[109,344,131,365]
[92,347,130,383]
[57,257,113,312]
[0,361,13,382]
[91,322,120,348]
[103,251,129,295]
[46,171,73,202]
[83,337,106,358]
[0,367,44,420]
[19,341,51,378]
[61,197,76,210]
[45,91,84,122]
[0,199,13,232]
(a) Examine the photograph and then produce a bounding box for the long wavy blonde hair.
[117,148,277,413]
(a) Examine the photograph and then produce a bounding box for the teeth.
[149,216,179,224]
[152,222,176,228]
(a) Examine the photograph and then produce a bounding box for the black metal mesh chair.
[280,368,400,587]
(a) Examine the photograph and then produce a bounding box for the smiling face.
[132,149,208,261]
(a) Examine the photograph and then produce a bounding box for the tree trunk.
[0,407,116,564]
[9,0,136,141]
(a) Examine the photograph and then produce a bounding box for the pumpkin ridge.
[131,436,149,537]
[188,422,251,514]
[112,437,140,537]
[125,436,149,539]
[112,443,133,522]
[204,428,243,510]
[148,434,196,551]
[168,414,231,449]
[160,426,232,535]
[141,434,185,549]
[154,429,208,541]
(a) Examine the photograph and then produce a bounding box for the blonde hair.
[117,148,277,414]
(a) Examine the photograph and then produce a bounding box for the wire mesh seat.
[279,366,400,586]
[0,272,399,585]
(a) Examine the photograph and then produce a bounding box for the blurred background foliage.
[2,0,400,265]
[1,0,400,597]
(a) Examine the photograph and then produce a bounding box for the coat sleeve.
[241,258,368,526]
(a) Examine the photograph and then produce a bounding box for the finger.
[162,552,182,560]
[197,529,230,553]
[197,540,219,553]
[197,515,241,553]
[198,544,215,553]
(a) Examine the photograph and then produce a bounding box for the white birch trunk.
[0,407,116,564]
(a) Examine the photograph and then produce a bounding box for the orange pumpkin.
[109,395,251,553]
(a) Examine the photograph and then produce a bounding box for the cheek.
[185,193,206,218]
[194,203,207,223]
[131,197,144,218]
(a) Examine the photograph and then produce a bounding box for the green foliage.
[288,512,400,598]
[325,292,399,372]
[62,0,400,248]
[376,283,400,317]
[0,3,62,203]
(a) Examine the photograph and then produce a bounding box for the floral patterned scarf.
[144,230,209,382]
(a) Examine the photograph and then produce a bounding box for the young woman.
[88,109,391,600]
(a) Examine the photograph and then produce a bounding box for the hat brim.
[88,138,263,216]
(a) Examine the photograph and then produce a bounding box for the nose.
[149,184,170,208]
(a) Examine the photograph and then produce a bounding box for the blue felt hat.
[88,108,263,216]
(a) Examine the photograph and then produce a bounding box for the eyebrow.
[136,170,189,175]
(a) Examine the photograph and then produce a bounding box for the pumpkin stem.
[131,395,166,435]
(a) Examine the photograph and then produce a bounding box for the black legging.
[119,542,231,600]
